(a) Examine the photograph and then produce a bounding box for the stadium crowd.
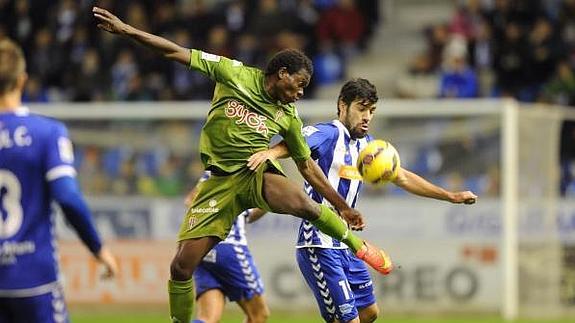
[0,0,379,102]
[396,0,575,196]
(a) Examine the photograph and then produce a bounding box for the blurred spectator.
[30,27,64,89]
[234,33,265,67]
[206,25,232,57]
[22,76,49,103]
[423,24,451,74]
[449,0,485,40]
[12,0,33,47]
[248,0,295,49]
[438,36,479,98]
[313,41,345,85]
[72,48,107,101]
[224,0,248,35]
[111,49,138,100]
[540,60,575,106]
[467,19,495,96]
[527,17,562,87]
[493,22,529,97]
[54,0,78,43]
[316,0,365,59]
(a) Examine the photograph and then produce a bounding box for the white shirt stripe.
[46,165,77,181]
[0,281,59,297]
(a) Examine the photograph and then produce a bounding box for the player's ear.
[278,67,289,80]
[16,73,28,92]
[337,100,347,117]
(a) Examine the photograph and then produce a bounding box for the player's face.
[275,68,311,104]
[340,99,377,139]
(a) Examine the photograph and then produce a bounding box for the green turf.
[70,310,573,323]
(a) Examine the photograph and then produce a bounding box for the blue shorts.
[0,284,69,323]
[296,247,376,322]
[194,243,264,302]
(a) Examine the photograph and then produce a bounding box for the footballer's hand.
[340,208,365,230]
[247,150,273,171]
[449,191,478,205]
[93,7,129,34]
[96,246,119,279]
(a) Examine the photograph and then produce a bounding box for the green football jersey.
[189,49,311,174]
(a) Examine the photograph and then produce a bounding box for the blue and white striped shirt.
[296,120,372,249]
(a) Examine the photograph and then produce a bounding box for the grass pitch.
[70,307,573,323]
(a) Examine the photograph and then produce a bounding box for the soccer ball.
[357,140,401,185]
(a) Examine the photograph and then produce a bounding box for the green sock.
[168,278,194,323]
[311,204,364,253]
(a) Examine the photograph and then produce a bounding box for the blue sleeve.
[50,176,103,255]
[302,123,336,159]
[44,121,77,181]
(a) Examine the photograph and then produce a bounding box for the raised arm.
[92,7,190,65]
[392,167,477,204]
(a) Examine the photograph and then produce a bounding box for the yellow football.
[357,140,401,185]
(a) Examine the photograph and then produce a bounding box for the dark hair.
[337,78,378,116]
[265,48,313,76]
[0,39,26,95]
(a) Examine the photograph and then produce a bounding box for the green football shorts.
[177,164,273,241]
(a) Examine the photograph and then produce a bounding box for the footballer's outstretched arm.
[392,167,477,204]
[93,7,190,65]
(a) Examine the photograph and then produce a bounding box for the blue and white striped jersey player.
[0,39,118,323]
[186,171,269,323]
[248,78,477,323]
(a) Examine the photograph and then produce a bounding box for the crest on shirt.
[58,137,74,163]
[274,110,284,122]
[302,126,318,137]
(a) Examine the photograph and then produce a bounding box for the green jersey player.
[93,6,392,323]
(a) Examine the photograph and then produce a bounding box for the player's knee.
[247,309,269,323]
[246,304,270,323]
[169,256,194,281]
[359,306,379,323]
[292,197,320,221]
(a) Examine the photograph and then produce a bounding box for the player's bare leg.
[262,172,392,275]
[358,304,379,323]
[237,294,270,323]
[170,237,221,280]
[195,289,226,323]
[334,318,360,323]
[169,236,221,323]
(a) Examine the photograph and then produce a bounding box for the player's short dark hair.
[337,78,378,116]
[265,49,313,77]
[0,39,26,95]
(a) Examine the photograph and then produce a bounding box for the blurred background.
[2,0,575,322]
